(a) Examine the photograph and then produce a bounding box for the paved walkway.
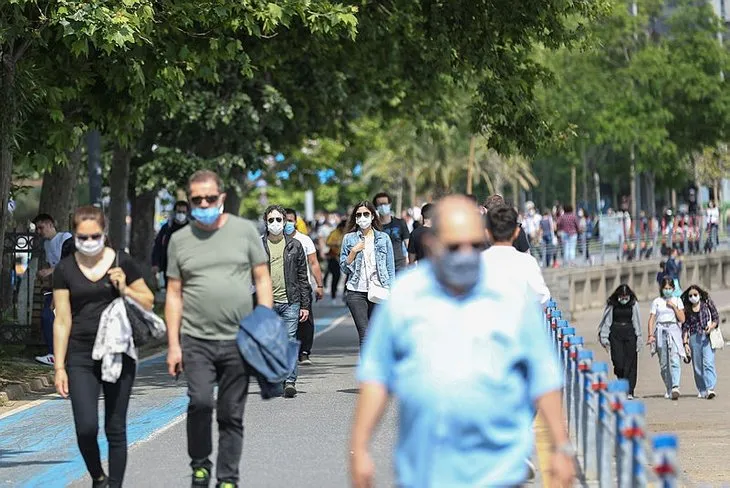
[3,288,728,486]
[570,288,730,485]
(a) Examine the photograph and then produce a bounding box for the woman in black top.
[597,284,643,398]
[53,206,154,488]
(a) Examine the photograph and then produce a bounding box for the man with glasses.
[263,205,311,397]
[165,170,273,488]
[350,195,574,488]
[284,208,324,366]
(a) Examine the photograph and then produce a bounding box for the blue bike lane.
[0,304,348,487]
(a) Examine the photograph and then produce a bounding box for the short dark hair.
[421,203,434,221]
[264,205,286,222]
[484,194,505,212]
[563,204,574,213]
[486,204,518,242]
[33,213,55,227]
[372,192,391,205]
[284,208,297,219]
[174,200,189,210]
[188,170,224,193]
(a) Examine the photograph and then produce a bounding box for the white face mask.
[174,212,188,224]
[75,237,105,257]
[689,295,701,304]
[268,221,284,235]
[356,216,373,230]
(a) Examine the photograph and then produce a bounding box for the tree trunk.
[582,153,589,208]
[466,135,476,195]
[109,145,131,251]
[408,165,418,208]
[129,189,156,264]
[646,171,656,217]
[38,147,82,230]
[1,52,18,313]
[570,165,577,210]
[224,165,245,216]
[86,130,103,205]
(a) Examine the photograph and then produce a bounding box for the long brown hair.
[346,201,382,233]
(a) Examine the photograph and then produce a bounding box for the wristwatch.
[553,442,576,457]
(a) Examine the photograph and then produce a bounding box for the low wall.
[544,251,730,316]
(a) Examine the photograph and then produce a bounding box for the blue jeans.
[689,333,717,394]
[657,334,681,392]
[41,293,55,354]
[561,232,578,264]
[274,302,301,383]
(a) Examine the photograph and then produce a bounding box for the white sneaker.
[664,392,671,399]
[34,354,55,366]
[671,387,680,400]
[707,390,716,399]
[627,394,634,400]
[698,393,705,399]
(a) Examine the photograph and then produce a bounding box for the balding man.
[350,195,575,488]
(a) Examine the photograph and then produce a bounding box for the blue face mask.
[433,250,482,293]
[284,222,296,235]
[377,204,392,216]
[662,289,674,299]
[191,206,222,226]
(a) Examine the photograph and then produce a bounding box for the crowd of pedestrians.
[30,166,725,487]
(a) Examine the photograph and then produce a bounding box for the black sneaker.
[92,474,109,488]
[192,467,211,487]
[299,353,313,366]
[284,382,297,398]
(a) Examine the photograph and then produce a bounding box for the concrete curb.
[0,339,167,406]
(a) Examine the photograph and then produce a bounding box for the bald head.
[432,195,487,254]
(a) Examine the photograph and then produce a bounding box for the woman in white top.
[647,277,687,400]
[706,200,720,250]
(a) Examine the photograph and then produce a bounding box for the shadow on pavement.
[0,449,70,468]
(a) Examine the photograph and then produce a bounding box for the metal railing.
[543,300,683,487]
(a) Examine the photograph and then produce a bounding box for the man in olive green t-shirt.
[165,170,273,488]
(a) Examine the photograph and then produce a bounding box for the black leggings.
[327,258,342,299]
[344,290,377,348]
[67,352,136,487]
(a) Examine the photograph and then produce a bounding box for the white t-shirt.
[650,296,684,325]
[707,207,719,225]
[482,245,551,304]
[44,232,72,267]
[293,232,317,288]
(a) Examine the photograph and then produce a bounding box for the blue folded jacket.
[237,305,300,399]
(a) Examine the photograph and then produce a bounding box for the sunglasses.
[190,195,220,205]
[447,242,485,253]
[355,212,371,219]
[76,233,103,241]
[267,217,283,223]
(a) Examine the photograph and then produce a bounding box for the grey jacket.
[597,302,643,350]
[261,235,311,309]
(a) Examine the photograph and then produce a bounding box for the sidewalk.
[569,288,730,484]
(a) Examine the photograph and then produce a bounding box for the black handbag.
[111,252,156,346]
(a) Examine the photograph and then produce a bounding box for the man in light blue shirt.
[350,195,575,488]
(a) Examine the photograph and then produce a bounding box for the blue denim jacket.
[339,229,395,290]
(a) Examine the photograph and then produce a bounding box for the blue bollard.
[559,327,576,370]
[622,401,648,488]
[590,361,609,483]
[652,434,679,488]
[577,350,593,460]
[566,336,584,431]
[607,379,630,487]
[550,312,564,343]
[555,322,571,359]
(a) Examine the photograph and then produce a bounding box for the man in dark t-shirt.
[373,192,410,272]
[408,203,434,264]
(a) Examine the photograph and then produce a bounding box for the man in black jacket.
[152,201,189,286]
[262,205,311,398]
